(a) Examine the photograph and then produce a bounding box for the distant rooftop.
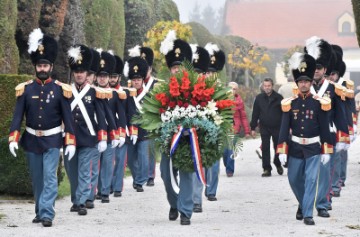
[224,0,358,49]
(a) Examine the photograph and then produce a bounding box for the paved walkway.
[0,138,359,237]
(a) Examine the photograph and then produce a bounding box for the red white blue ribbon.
[188,128,207,186]
[169,126,207,193]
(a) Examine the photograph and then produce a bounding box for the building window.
[342,21,351,33]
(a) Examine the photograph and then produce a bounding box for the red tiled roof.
[224,0,358,49]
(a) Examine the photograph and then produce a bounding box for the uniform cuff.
[110,130,119,140]
[276,142,288,154]
[336,130,349,143]
[348,126,354,135]
[129,126,138,136]
[98,130,108,141]
[118,127,126,138]
[9,131,20,143]
[321,143,333,154]
[64,133,76,146]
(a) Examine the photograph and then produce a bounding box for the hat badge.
[100,59,105,68]
[175,48,181,58]
[141,52,146,59]
[211,55,216,64]
[38,44,44,55]
[299,62,307,72]
[134,65,139,73]
[77,53,83,65]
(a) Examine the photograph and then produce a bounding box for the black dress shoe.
[42,218,52,227]
[276,166,284,175]
[207,195,217,201]
[341,182,345,187]
[180,213,191,225]
[261,170,271,177]
[146,178,155,186]
[304,217,315,225]
[95,193,102,200]
[85,200,94,209]
[32,216,42,223]
[78,204,87,216]
[136,185,144,192]
[101,195,110,203]
[193,204,202,213]
[333,191,340,197]
[114,191,122,197]
[70,204,79,212]
[296,207,303,220]
[327,204,332,211]
[169,207,179,221]
[318,209,330,218]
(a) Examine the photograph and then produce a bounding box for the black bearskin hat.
[97,50,116,75]
[68,44,93,71]
[205,43,226,72]
[339,61,346,78]
[160,30,192,68]
[190,45,210,73]
[123,56,149,80]
[128,45,154,66]
[28,28,58,65]
[304,36,332,68]
[113,55,124,75]
[89,48,100,74]
[288,52,316,83]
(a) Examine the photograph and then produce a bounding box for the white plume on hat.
[128,45,141,57]
[108,49,114,55]
[288,52,304,70]
[160,30,177,55]
[205,43,219,56]
[67,46,81,64]
[123,61,129,77]
[305,36,321,60]
[190,44,199,62]
[28,28,44,54]
[96,48,103,54]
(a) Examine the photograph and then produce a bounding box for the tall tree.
[188,1,202,23]
[352,0,360,47]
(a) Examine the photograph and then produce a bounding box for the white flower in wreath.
[161,113,170,122]
[172,110,181,119]
[214,114,223,125]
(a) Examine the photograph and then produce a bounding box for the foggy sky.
[172,0,226,23]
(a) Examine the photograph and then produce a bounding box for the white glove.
[130,135,138,145]
[111,139,120,148]
[279,154,287,166]
[353,125,357,135]
[97,140,107,153]
[344,143,350,150]
[65,145,76,161]
[320,154,330,165]
[350,135,354,143]
[118,137,126,147]
[335,142,346,152]
[9,142,18,157]
[352,133,357,143]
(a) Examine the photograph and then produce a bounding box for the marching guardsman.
[65,44,110,216]
[123,56,150,192]
[304,37,349,217]
[9,28,76,227]
[159,30,194,225]
[86,48,100,85]
[328,44,354,198]
[110,54,128,197]
[95,50,124,203]
[128,45,158,187]
[189,44,212,213]
[277,52,333,225]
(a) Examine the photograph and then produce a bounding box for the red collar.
[114,85,121,90]
[137,88,143,95]
[35,78,52,85]
[298,91,312,99]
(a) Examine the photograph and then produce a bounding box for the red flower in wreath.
[169,77,180,97]
[216,100,236,110]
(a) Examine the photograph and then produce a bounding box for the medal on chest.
[85,95,92,103]
[292,109,299,120]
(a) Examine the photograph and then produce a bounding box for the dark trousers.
[260,127,281,171]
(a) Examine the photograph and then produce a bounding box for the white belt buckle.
[300,138,307,145]
[35,130,44,137]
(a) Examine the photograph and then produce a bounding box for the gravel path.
[0,138,359,237]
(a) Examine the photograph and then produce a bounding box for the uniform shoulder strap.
[93,86,113,99]
[314,96,332,111]
[15,80,33,97]
[122,87,137,97]
[54,80,72,98]
[281,96,296,112]
[112,88,127,100]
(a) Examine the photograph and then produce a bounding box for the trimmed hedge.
[352,0,360,47]
[0,74,64,195]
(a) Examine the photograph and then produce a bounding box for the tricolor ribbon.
[169,126,207,194]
